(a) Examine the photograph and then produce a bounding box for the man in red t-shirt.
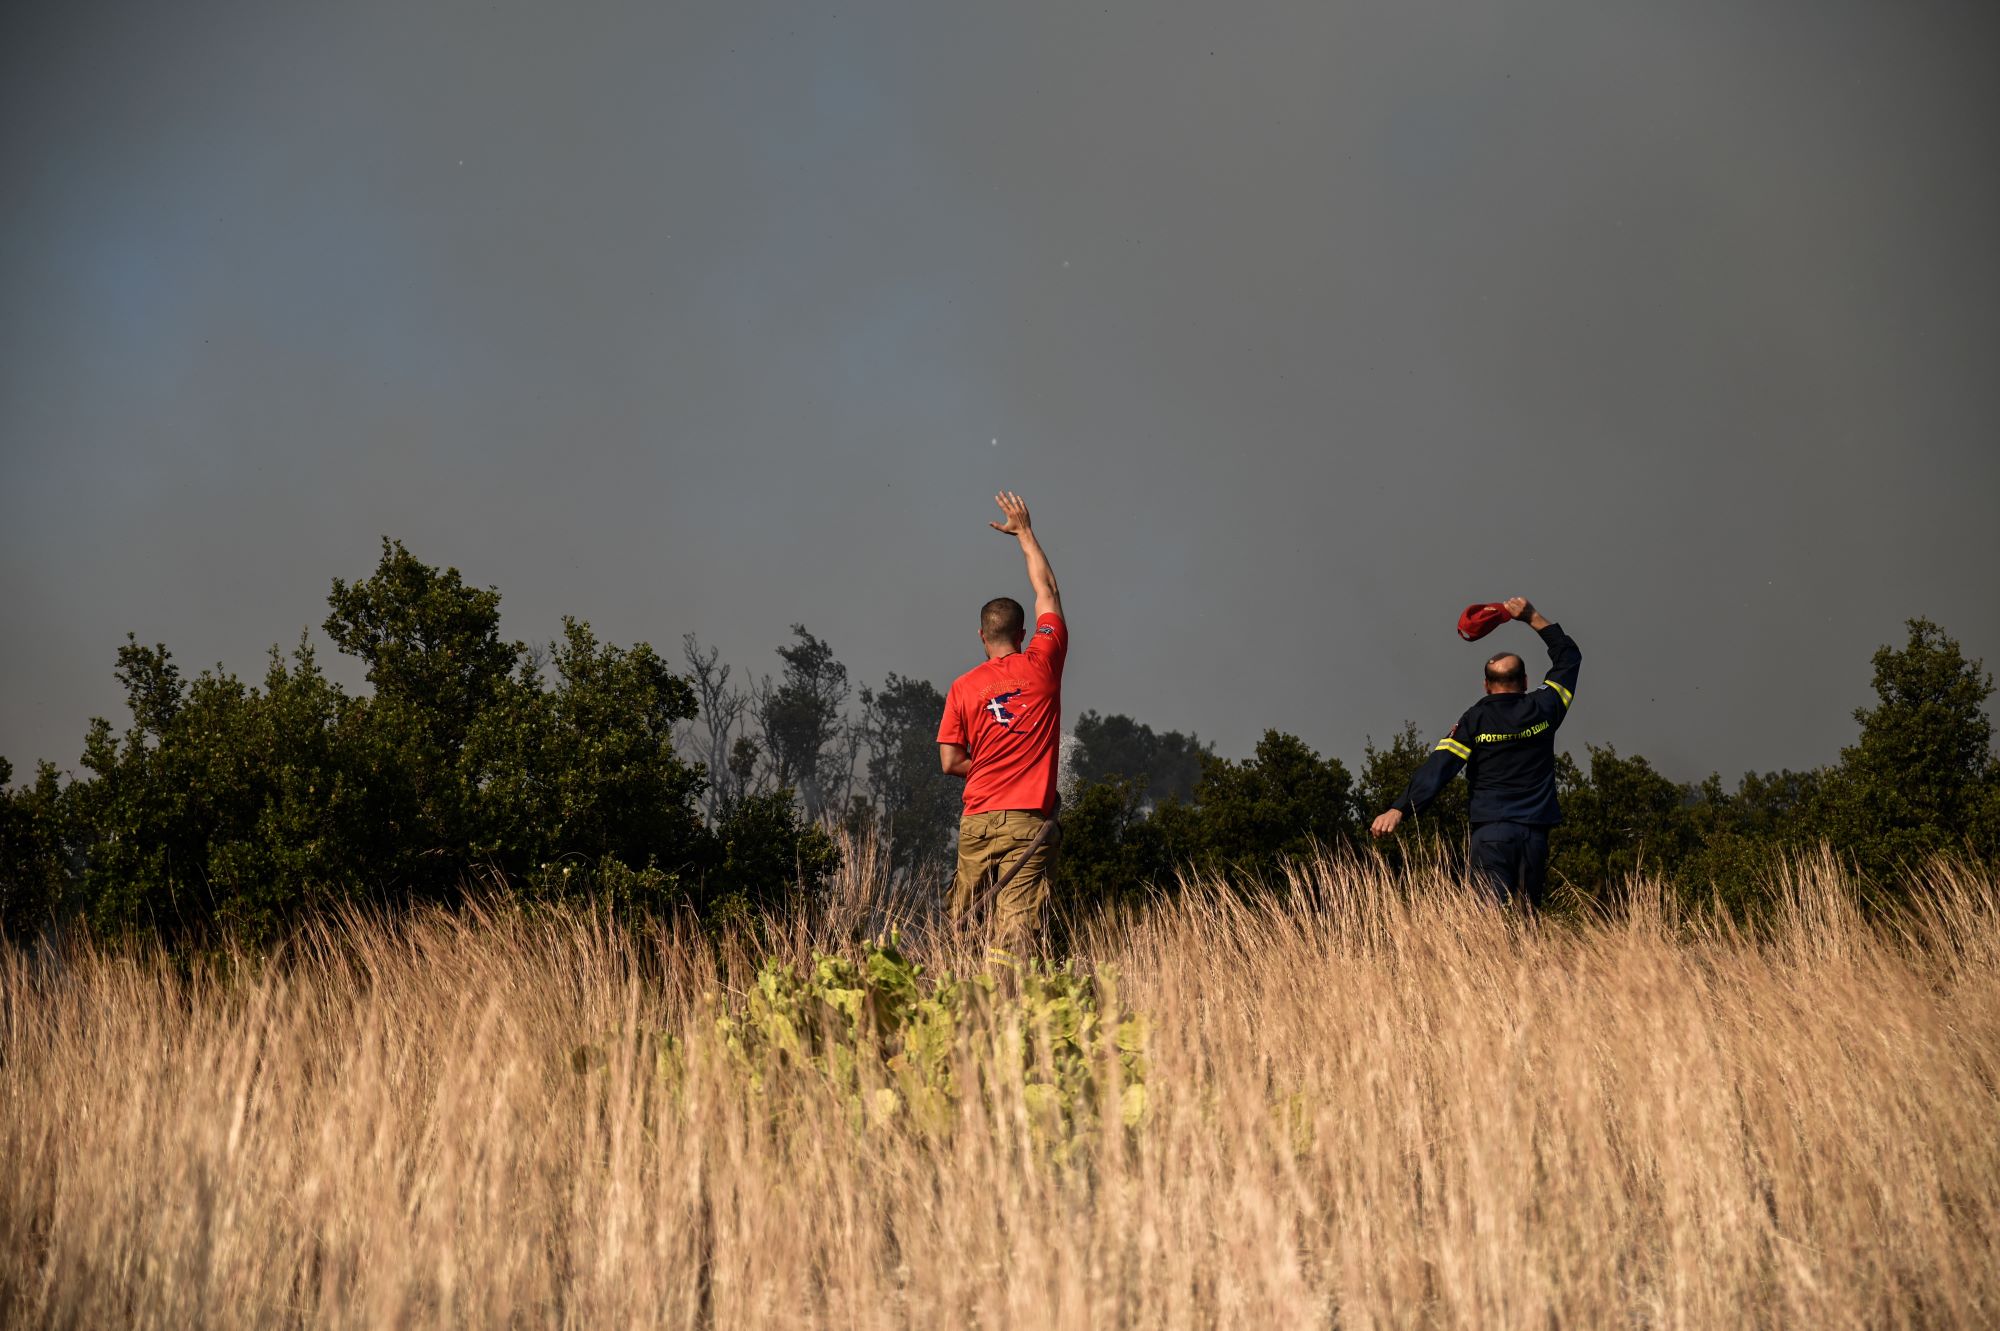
[937,491,1068,945]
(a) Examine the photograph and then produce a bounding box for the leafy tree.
[0,757,73,939]
[1546,745,1698,899]
[1050,778,1174,908]
[703,789,841,918]
[1070,711,1212,805]
[463,619,706,877]
[1664,768,1823,912]
[1057,730,1358,904]
[322,541,524,890]
[858,673,959,875]
[728,735,762,796]
[1180,730,1358,875]
[65,636,362,939]
[27,541,842,945]
[324,539,517,735]
[1721,767,1826,844]
[225,641,371,915]
[754,625,853,821]
[1815,618,1998,879]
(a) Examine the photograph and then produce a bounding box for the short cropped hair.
[980,597,1026,643]
[1485,653,1527,690]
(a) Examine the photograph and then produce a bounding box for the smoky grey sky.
[4,0,1998,789]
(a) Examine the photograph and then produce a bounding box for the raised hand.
[988,491,1061,619]
[988,491,1032,537]
[1505,596,1552,631]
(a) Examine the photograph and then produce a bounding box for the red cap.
[1457,603,1511,642]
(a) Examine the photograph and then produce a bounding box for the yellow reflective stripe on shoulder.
[1543,678,1573,708]
[1435,738,1471,760]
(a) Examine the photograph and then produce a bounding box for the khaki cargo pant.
[947,809,1060,948]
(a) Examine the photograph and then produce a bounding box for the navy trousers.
[1468,821,1550,908]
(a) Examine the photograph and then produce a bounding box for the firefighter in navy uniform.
[1370,597,1581,908]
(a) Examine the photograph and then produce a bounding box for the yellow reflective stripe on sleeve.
[1435,738,1471,760]
[1543,678,1573,708]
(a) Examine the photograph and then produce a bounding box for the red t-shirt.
[937,612,1069,817]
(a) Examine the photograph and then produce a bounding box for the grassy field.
[3,851,1997,1329]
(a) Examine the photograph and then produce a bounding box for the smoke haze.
[4,0,1997,783]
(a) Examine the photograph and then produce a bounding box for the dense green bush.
[1054,730,1359,907]
[1,541,837,945]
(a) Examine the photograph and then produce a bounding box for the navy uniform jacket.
[1392,622,1581,826]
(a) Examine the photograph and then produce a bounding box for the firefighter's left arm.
[1536,625,1580,722]
[1506,597,1579,723]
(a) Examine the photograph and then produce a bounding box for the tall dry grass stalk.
[3,852,1997,1329]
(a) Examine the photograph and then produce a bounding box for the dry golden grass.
[3,851,1998,1329]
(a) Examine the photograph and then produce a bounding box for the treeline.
[1058,618,2000,912]
[3,541,1996,947]
[0,542,863,944]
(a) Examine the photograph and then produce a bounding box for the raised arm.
[1505,596,1580,715]
[990,491,1062,621]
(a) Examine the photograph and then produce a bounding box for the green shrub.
[699,939,1149,1143]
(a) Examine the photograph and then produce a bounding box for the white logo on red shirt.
[984,689,1024,726]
